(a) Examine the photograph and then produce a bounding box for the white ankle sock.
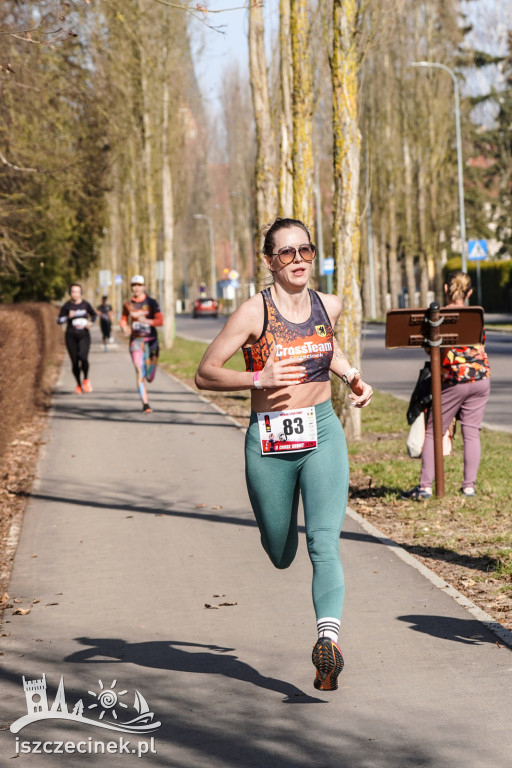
[316,617,340,643]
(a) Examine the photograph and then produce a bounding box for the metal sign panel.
[99,269,112,287]
[321,257,334,275]
[468,239,488,261]
[385,307,484,349]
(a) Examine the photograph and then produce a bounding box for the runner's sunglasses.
[271,243,316,265]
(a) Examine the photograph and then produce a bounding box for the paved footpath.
[1,331,511,768]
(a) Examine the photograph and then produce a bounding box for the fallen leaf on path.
[211,505,222,510]
[13,608,30,615]
[204,604,219,609]
[196,504,206,508]
[32,598,40,604]
[45,602,59,606]
[218,602,237,607]
[213,594,225,598]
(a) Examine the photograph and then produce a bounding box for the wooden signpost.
[385,303,484,498]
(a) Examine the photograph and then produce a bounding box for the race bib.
[132,321,151,334]
[71,317,88,330]
[257,407,317,455]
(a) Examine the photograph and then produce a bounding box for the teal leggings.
[245,399,349,620]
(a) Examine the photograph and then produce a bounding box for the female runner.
[195,218,373,691]
[57,283,97,393]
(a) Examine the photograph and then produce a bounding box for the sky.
[190,0,278,114]
[190,0,511,126]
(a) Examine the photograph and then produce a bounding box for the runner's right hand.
[259,346,306,388]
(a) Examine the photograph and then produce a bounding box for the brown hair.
[445,271,471,302]
[261,217,311,256]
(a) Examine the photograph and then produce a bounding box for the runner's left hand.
[347,373,373,408]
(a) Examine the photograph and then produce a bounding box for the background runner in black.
[57,284,97,393]
[97,295,113,351]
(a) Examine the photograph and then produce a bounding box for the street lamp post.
[193,213,216,298]
[411,61,467,273]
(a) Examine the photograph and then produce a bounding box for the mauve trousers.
[420,377,490,490]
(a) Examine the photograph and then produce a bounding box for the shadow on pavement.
[26,491,387,548]
[397,614,511,646]
[65,637,325,705]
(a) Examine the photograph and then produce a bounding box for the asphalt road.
[176,314,512,433]
[1,332,511,767]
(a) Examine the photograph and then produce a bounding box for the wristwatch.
[341,367,361,386]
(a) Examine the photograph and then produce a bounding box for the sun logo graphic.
[88,679,129,721]
[10,674,161,734]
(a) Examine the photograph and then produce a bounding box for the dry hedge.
[0,303,62,461]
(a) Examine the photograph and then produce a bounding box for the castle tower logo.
[11,675,161,735]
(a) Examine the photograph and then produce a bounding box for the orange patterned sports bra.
[243,288,334,383]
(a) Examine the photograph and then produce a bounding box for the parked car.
[192,297,219,318]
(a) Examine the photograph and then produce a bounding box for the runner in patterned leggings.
[195,217,373,691]
[120,275,164,414]
[57,284,97,394]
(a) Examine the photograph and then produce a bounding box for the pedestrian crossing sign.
[468,239,488,261]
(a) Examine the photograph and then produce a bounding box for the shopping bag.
[407,412,425,458]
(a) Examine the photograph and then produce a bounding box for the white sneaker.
[461,487,476,497]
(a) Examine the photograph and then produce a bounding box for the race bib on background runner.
[71,317,88,330]
[257,407,317,455]
[132,321,151,335]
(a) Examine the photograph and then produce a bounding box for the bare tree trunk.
[137,0,158,292]
[417,162,429,306]
[330,0,362,440]
[379,215,388,314]
[249,0,276,285]
[161,74,175,349]
[403,139,417,307]
[128,140,140,279]
[278,0,293,216]
[290,0,314,226]
[388,192,400,309]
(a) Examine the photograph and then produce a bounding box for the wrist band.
[342,367,361,386]
[253,371,263,389]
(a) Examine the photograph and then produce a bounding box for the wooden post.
[385,304,483,500]
[427,302,444,498]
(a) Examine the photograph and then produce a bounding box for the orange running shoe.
[312,638,344,691]
[74,384,83,394]
[82,379,93,393]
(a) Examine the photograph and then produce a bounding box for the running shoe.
[74,384,82,394]
[82,379,93,393]
[461,487,476,497]
[312,637,344,691]
[401,485,432,500]
[142,403,152,414]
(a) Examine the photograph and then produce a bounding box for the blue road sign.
[468,240,488,261]
[321,257,334,275]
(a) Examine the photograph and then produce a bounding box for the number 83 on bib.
[257,407,318,455]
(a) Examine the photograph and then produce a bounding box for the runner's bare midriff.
[251,380,331,412]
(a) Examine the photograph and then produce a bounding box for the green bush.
[444,257,512,312]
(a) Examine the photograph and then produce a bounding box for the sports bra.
[243,288,334,383]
